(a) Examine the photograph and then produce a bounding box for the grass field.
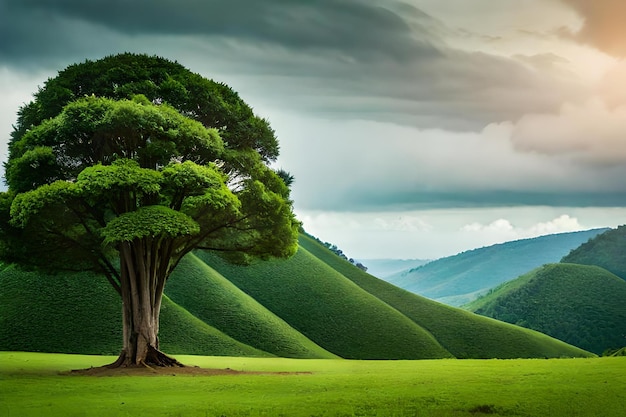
[1,352,625,417]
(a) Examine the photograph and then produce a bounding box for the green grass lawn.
[1,352,625,417]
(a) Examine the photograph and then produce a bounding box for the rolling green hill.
[0,234,594,359]
[298,234,593,359]
[194,247,453,360]
[165,254,336,359]
[465,263,626,354]
[386,228,608,306]
[561,225,626,279]
[0,265,268,357]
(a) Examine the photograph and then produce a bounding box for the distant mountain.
[465,263,626,354]
[386,228,609,306]
[561,225,626,280]
[356,258,430,278]
[0,234,593,360]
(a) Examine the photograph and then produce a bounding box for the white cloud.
[461,219,514,233]
[527,214,584,235]
[460,214,585,245]
[297,207,624,260]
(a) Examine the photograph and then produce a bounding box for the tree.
[275,169,295,188]
[0,54,300,368]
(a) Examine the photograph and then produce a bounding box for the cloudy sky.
[2,0,626,260]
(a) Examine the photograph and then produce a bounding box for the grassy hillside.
[0,266,121,355]
[158,296,269,356]
[466,263,626,354]
[561,225,626,279]
[1,234,594,360]
[387,228,608,306]
[195,247,453,360]
[299,234,593,359]
[0,265,269,357]
[165,254,336,359]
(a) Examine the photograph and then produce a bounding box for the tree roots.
[106,346,185,369]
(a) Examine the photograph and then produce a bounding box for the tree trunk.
[107,240,184,368]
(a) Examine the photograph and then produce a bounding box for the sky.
[2,0,626,260]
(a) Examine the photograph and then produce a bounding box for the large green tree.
[0,54,299,367]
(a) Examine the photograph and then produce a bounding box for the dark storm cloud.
[292,164,626,211]
[3,0,439,62]
[0,1,124,69]
[0,0,583,131]
[229,47,581,131]
[340,190,626,211]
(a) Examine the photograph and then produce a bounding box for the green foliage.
[9,181,78,227]
[103,206,199,243]
[388,228,609,306]
[4,145,61,193]
[275,168,295,187]
[1,54,299,282]
[10,53,278,163]
[466,263,626,354]
[77,159,162,200]
[7,96,224,192]
[160,161,225,195]
[561,225,626,280]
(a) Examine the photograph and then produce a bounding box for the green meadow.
[1,352,625,417]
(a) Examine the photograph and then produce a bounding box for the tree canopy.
[10,53,279,163]
[0,54,299,367]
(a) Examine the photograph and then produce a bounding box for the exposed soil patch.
[65,365,312,377]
